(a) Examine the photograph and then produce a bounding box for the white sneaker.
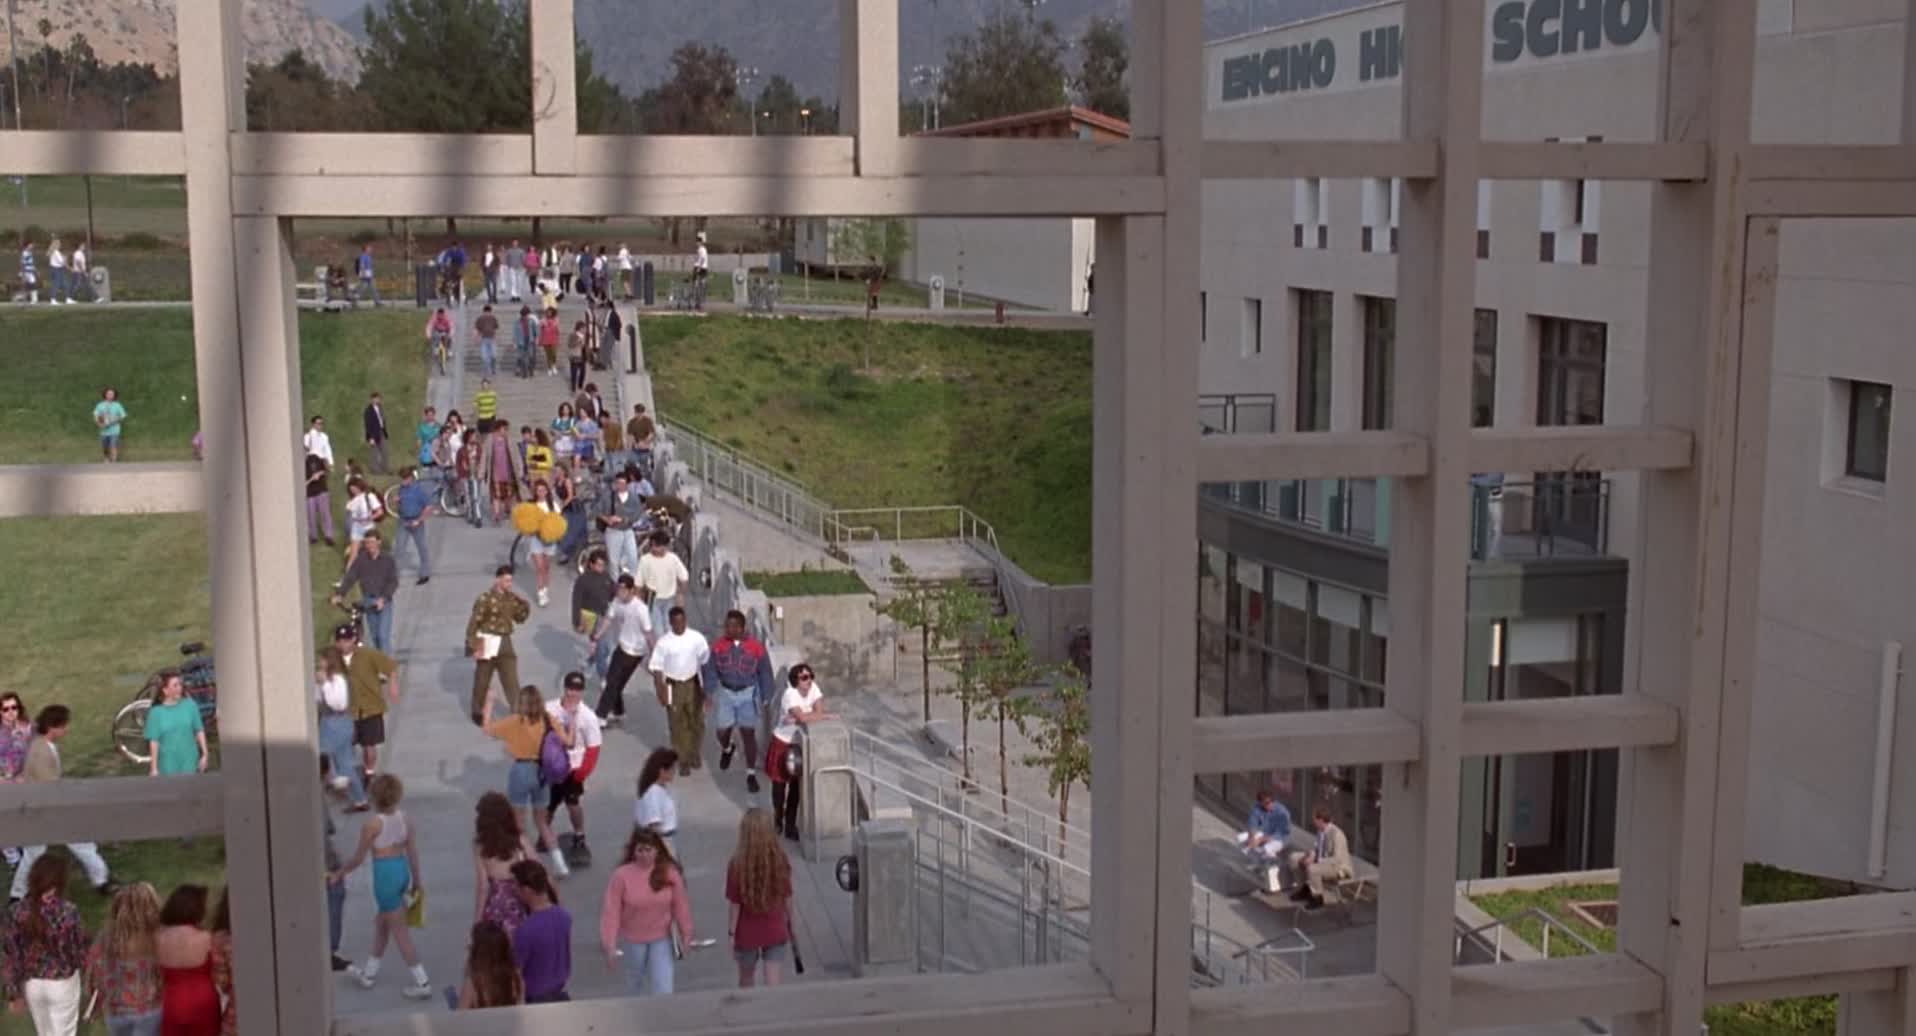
[537,588,550,607]
[346,964,377,989]
[401,981,433,1001]
[548,846,571,878]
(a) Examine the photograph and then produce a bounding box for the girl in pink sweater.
[599,828,694,995]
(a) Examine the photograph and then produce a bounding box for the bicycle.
[428,331,452,376]
[437,472,475,522]
[112,642,219,766]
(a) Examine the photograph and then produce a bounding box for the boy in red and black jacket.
[703,610,776,795]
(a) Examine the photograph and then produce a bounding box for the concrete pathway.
[329,301,856,1018]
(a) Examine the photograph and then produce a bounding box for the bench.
[1239,834,1379,927]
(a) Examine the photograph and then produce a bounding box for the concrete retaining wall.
[769,592,894,688]
[979,541,1092,667]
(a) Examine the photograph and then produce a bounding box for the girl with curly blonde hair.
[724,808,794,987]
[84,882,163,1034]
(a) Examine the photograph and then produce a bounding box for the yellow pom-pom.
[511,502,542,535]
[538,512,568,544]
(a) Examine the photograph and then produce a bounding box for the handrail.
[658,415,835,539]
[846,727,1094,862]
[824,504,1001,552]
[1454,905,1604,963]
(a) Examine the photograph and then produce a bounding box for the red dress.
[160,957,222,1036]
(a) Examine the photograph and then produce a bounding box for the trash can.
[414,263,436,308]
[642,262,655,306]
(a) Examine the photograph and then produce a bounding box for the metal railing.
[824,505,1002,552]
[1198,393,1278,436]
[659,416,835,540]
[1454,906,1604,964]
[833,726,1308,983]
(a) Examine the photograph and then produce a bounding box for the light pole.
[733,65,760,135]
[5,0,23,205]
[910,65,942,132]
[799,107,812,135]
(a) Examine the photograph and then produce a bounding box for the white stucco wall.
[1197,0,1913,886]
[902,217,1092,313]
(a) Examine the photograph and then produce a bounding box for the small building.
[796,106,1128,314]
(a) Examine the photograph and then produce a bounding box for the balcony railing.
[1202,475,1611,560]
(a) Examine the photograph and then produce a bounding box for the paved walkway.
[330,302,855,1017]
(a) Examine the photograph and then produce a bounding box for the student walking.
[47,237,68,304]
[524,480,560,607]
[538,308,561,376]
[319,758,351,972]
[362,392,389,475]
[512,306,536,379]
[94,388,127,463]
[452,922,521,1010]
[544,674,603,866]
[142,669,208,777]
[316,655,367,811]
[483,420,523,526]
[464,566,531,726]
[481,686,572,879]
[768,664,827,842]
[208,891,236,1036]
[334,529,399,653]
[154,885,220,1035]
[706,610,775,795]
[330,623,399,781]
[84,882,165,1036]
[594,575,652,726]
[335,775,433,1000]
[572,551,616,681]
[304,453,337,546]
[390,467,434,586]
[474,305,501,378]
[637,533,690,640]
[633,748,680,859]
[470,792,530,939]
[599,472,648,579]
[726,808,796,988]
[9,706,116,900]
[598,829,694,997]
[3,854,89,1035]
[648,607,711,772]
[354,245,380,307]
[509,861,571,1003]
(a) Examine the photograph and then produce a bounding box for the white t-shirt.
[617,248,632,271]
[635,783,678,834]
[693,244,709,272]
[70,246,86,273]
[637,551,689,600]
[316,674,348,713]
[648,628,710,683]
[608,596,652,655]
[545,699,603,771]
[303,429,335,466]
[346,492,382,540]
[48,246,65,270]
[774,684,824,743]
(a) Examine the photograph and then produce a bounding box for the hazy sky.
[305,0,363,20]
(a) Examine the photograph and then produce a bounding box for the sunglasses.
[795,673,814,683]
[0,704,18,713]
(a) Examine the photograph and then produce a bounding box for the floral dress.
[84,941,163,1026]
[0,721,29,781]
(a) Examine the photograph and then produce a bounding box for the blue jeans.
[479,336,497,377]
[606,528,639,578]
[107,1012,163,1036]
[326,877,347,954]
[559,505,588,559]
[712,684,758,732]
[318,713,365,805]
[361,595,393,653]
[620,937,675,995]
[356,276,381,306]
[649,597,675,641]
[394,519,430,579]
[51,267,68,300]
[587,618,615,678]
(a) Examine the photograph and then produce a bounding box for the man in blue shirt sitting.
[392,466,436,585]
[1236,789,1292,863]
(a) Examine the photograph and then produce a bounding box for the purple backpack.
[539,721,571,784]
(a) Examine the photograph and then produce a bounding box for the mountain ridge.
[1,0,362,83]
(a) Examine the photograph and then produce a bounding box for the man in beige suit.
[9,705,115,901]
[1289,806,1354,910]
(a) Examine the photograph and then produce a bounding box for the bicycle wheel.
[383,485,402,516]
[113,697,154,765]
[439,481,466,519]
[510,533,528,572]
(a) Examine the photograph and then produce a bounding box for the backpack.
[539,719,571,784]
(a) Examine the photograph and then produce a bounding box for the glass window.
[1846,380,1892,482]
[1537,318,1607,427]
[1295,290,1333,431]
[1473,309,1498,428]
[1361,297,1395,430]
[1243,298,1263,357]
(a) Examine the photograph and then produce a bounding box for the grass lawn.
[645,314,1092,584]
[744,568,873,596]
[0,308,425,970]
[1469,863,1866,1035]
[768,271,1005,310]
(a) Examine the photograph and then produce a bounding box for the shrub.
[19,224,46,245]
[347,228,379,246]
[116,231,166,250]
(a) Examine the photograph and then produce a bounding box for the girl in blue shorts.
[334,774,434,1000]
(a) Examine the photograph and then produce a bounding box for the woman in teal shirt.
[93,386,127,463]
[143,670,208,776]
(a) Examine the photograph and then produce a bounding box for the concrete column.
[1837,973,1916,1036]
[802,718,856,856]
[852,818,917,977]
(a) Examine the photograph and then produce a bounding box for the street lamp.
[799,107,812,135]
[910,65,942,131]
[733,65,761,135]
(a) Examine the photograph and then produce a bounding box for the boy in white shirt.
[647,606,710,772]
[545,672,604,865]
[593,575,653,726]
[636,532,689,644]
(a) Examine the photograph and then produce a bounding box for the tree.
[359,0,629,135]
[1075,16,1130,121]
[1021,665,1091,852]
[939,12,1068,126]
[754,73,803,134]
[874,557,942,724]
[246,50,371,132]
[933,584,995,789]
[640,43,739,134]
[831,218,910,278]
[976,613,1039,821]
